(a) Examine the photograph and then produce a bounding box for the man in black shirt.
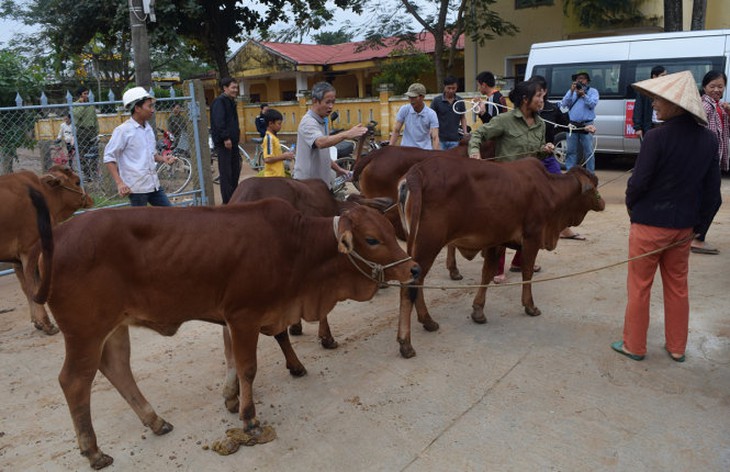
[430,76,467,150]
[210,77,241,204]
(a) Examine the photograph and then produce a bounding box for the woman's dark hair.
[263,108,283,125]
[702,70,727,88]
[508,80,542,109]
[529,75,548,90]
[76,86,89,97]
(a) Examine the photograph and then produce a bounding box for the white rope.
[453,98,599,170]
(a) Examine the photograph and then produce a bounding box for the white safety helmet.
[122,86,154,109]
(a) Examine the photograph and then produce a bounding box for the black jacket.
[255,113,267,137]
[626,113,721,232]
[538,100,569,144]
[478,91,505,124]
[210,93,240,146]
[632,94,654,134]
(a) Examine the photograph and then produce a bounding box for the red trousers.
[622,223,693,356]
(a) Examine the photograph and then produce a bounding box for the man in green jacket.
[72,86,100,181]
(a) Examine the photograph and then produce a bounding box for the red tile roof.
[256,33,464,66]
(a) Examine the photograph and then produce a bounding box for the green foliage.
[465,0,520,47]
[0,49,45,173]
[312,28,354,45]
[563,0,656,29]
[0,49,45,106]
[372,49,433,95]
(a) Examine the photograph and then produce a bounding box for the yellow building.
[227,34,465,102]
[465,0,730,88]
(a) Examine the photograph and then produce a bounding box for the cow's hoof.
[288,323,303,336]
[288,365,307,377]
[225,397,239,414]
[320,337,338,349]
[422,319,439,332]
[34,322,59,335]
[398,340,416,359]
[378,282,389,289]
[152,420,174,435]
[471,309,487,324]
[525,306,542,317]
[89,453,114,470]
[449,269,463,281]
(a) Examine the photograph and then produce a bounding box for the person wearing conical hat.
[612,70,721,363]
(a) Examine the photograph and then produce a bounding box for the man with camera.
[560,71,599,173]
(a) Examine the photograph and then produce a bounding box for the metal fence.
[0,81,210,208]
[0,81,213,276]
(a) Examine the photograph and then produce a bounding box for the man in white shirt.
[104,87,177,206]
[389,83,439,150]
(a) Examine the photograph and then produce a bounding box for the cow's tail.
[397,174,422,303]
[25,186,53,304]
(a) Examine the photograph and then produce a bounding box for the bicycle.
[156,129,193,196]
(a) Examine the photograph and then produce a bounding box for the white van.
[525,29,730,160]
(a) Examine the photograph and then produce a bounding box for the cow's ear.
[338,230,353,254]
[41,174,62,188]
[363,197,394,214]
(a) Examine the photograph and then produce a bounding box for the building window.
[515,0,553,8]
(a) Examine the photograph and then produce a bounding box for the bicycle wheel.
[252,145,264,171]
[334,157,356,172]
[157,157,193,195]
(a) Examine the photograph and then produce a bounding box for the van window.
[535,57,726,101]
[633,57,725,91]
[534,62,623,100]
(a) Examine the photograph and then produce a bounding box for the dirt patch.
[1,167,729,470]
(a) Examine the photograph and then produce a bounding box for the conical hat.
[632,70,707,125]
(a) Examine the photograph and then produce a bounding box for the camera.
[574,82,583,91]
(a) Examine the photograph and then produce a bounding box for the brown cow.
[395,157,605,358]
[229,177,392,352]
[26,198,419,469]
[0,166,93,334]
[353,143,470,280]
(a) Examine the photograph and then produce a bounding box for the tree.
[313,28,355,45]
[690,0,707,30]
[664,0,682,31]
[372,48,434,94]
[356,0,518,89]
[0,49,45,174]
[2,0,363,81]
[563,0,656,29]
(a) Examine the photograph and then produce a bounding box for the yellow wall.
[465,0,730,88]
[238,92,485,144]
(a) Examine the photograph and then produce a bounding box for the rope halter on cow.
[332,216,413,284]
[42,172,90,199]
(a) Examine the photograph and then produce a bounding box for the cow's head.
[335,206,420,284]
[568,166,605,212]
[42,166,94,220]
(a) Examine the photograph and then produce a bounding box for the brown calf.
[26,199,419,469]
[0,166,92,334]
[396,157,605,358]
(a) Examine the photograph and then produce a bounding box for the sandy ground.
[1,161,729,471]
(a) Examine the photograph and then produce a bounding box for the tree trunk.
[691,0,707,30]
[664,0,683,31]
[433,35,445,92]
